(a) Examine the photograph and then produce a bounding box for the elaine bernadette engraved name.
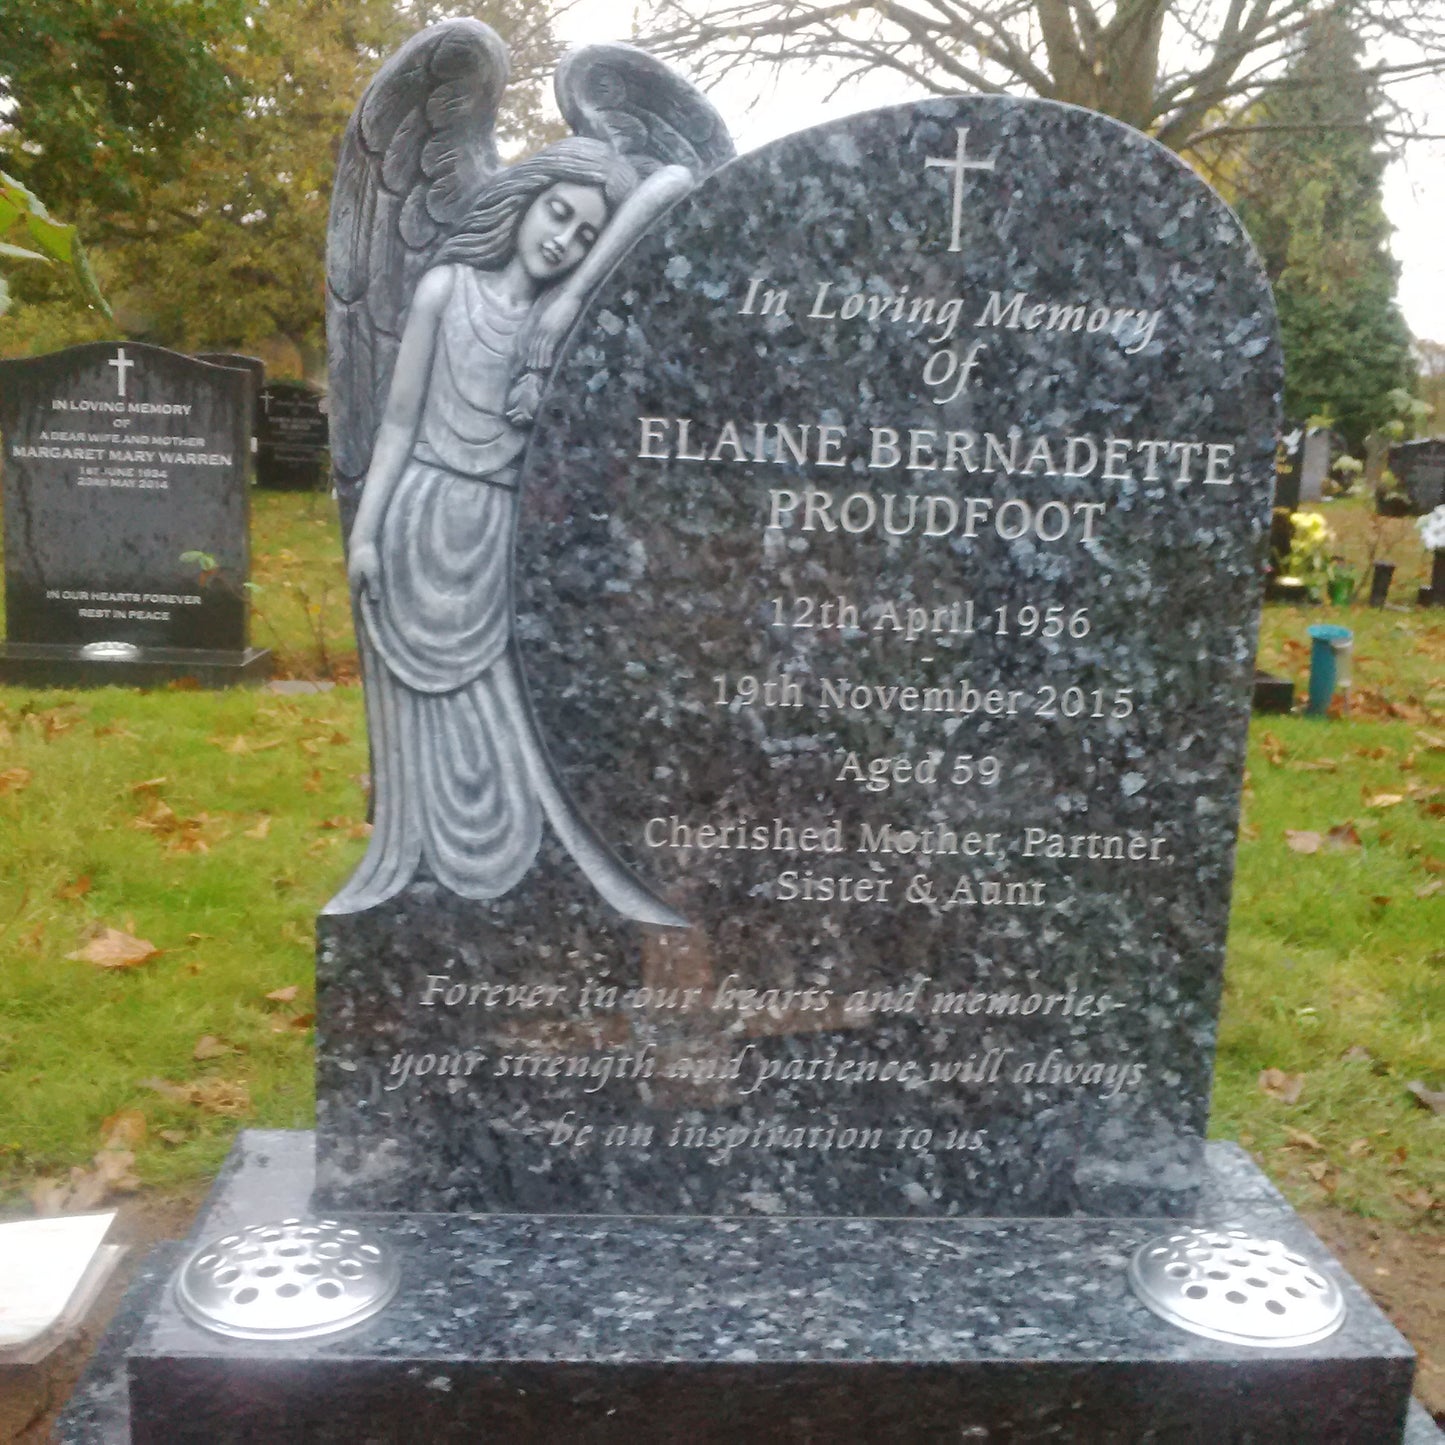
[635,417,1236,544]
[637,417,1235,485]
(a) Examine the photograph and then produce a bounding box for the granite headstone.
[255,380,328,491]
[1299,425,1332,502]
[316,96,1280,1219]
[194,352,265,455]
[0,342,270,685]
[1389,437,1445,516]
[66,32,1421,1443]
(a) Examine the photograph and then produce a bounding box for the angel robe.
[325,265,683,926]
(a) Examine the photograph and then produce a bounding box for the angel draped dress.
[324,265,683,927]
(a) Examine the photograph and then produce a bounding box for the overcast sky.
[555,7,1445,346]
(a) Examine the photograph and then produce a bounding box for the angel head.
[434,137,638,286]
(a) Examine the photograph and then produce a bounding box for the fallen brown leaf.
[189,1078,251,1117]
[244,815,272,840]
[265,984,299,1003]
[55,875,92,900]
[1287,759,1338,772]
[1324,822,1362,851]
[1416,879,1443,899]
[1259,732,1286,766]
[138,1075,251,1117]
[99,1108,147,1151]
[0,767,33,795]
[1283,1126,1323,1150]
[1365,792,1404,809]
[1405,1081,1445,1115]
[1397,1187,1439,1213]
[28,1178,72,1216]
[158,1129,187,1145]
[192,1034,232,1061]
[92,721,138,740]
[1347,1138,1371,1157]
[129,776,167,795]
[67,927,159,969]
[1285,829,1321,854]
[1259,1068,1305,1104]
[28,1141,142,1214]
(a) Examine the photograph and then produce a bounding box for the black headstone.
[194,353,266,449]
[0,342,269,685]
[1388,438,1445,516]
[255,380,329,491]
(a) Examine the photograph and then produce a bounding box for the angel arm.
[525,164,695,372]
[349,265,455,597]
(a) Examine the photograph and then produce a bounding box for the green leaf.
[0,170,42,208]
[25,213,76,264]
[0,239,52,263]
[69,239,114,323]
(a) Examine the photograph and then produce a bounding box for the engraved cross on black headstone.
[925,126,997,254]
[107,347,135,398]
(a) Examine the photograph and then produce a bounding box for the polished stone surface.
[0,641,270,689]
[1388,438,1445,515]
[73,1131,1416,1442]
[0,343,256,655]
[255,380,328,491]
[52,1245,186,1445]
[318,96,1280,1217]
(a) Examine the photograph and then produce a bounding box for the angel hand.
[505,371,545,428]
[349,540,382,601]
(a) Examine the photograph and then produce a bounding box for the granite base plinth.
[0,642,271,689]
[63,1130,1422,1443]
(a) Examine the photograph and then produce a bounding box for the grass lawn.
[0,490,1440,1223]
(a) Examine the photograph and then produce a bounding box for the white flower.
[1417,505,1445,552]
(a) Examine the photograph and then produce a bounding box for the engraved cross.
[107,347,135,399]
[925,127,997,254]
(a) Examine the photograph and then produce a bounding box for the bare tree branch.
[640,0,1445,156]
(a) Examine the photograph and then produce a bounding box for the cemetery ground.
[0,489,1441,1431]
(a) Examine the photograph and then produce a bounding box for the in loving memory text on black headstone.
[0,342,254,652]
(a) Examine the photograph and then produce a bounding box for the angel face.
[516,182,608,283]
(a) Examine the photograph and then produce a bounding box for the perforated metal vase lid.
[1129,1226,1346,1347]
[176,1218,400,1341]
[79,641,141,661]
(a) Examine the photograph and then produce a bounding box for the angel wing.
[556,43,734,179]
[326,19,509,536]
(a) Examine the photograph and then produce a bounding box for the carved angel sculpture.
[323,22,732,920]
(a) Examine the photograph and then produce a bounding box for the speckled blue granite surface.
[58,1130,1410,1442]
[317,96,1280,1217]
